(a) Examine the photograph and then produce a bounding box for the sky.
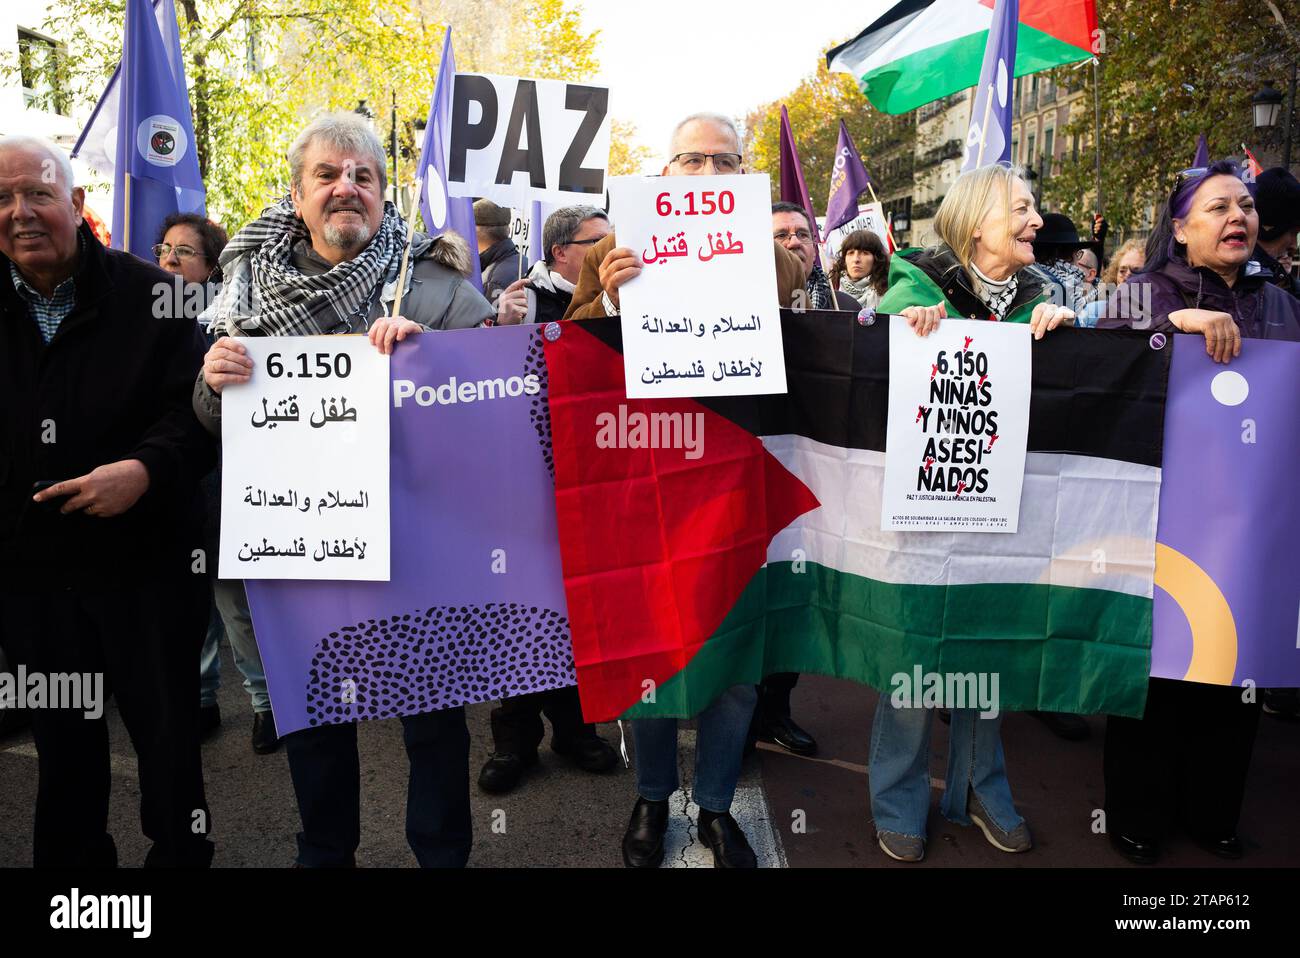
[580,0,898,173]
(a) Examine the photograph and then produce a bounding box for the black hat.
[1032,212,1086,248]
[472,198,511,228]
[1255,167,1300,241]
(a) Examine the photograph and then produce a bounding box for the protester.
[1073,246,1099,298]
[474,199,525,306]
[0,135,216,866]
[193,112,493,868]
[1252,166,1300,298]
[828,228,889,309]
[772,200,844,311]
[153,213,275,750]
[1097,160,1299,864]
[872,162,1074,863]
[1029,212,1092,313]
[1077,240,1144,327]
[479,206,621,789]
[563,111,804,868]
[494,205,610,326]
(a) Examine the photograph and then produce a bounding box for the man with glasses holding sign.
[563,112,802,869]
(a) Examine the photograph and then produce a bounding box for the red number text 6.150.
[655,190,736,216]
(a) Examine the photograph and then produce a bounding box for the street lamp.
[354,99,376,121]
[1252,82,1283,131]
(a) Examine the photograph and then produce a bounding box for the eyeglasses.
[773,229,812,242]
[153,243,200,260]
[670,152,743,174]
[563,237,606,247]
[1172,167,1209,195]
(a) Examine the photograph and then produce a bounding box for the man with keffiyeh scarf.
[192,112,492,868]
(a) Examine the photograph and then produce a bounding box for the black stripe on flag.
[573,310,1170,468]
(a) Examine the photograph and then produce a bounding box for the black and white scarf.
[207,196,411,338]
[806,263,833,311]
[971,262,1019,321]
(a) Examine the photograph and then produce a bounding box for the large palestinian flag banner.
[827,0,1097,115]
[544,312,1166,724]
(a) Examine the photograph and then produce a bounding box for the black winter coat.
[0,224,214,587]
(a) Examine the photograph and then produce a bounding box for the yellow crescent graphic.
[1154,543,1238,684]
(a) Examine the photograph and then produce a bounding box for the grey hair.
[542,205,609,265]
[288,111,388,194]
[0,135,76,195]
[668,112,741,158]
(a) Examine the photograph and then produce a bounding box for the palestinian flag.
[827,0,1097,115]
[544,312,1167,724]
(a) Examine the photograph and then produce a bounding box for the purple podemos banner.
[1152,336,1300,690]
[245,325,571,736]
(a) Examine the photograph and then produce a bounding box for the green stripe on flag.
[621,561,1151,720]
[861,25,1092,115]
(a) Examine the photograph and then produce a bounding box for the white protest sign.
[509,207,532,251]
[881,317,1030,532]
[219,337,390,580]
[446,73,610,205]
[609,173,787,398]
[822,202,891,266]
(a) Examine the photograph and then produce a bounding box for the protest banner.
[244,325,571,737]
[608,173,788,398]
[821,202,891,266]
[1152,337,1300,688]
[446,73,611,206]
[881,316,1030,532]
[219,336,390,581]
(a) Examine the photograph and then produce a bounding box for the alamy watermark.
[889,665,1000,719]
[0,666,104,719]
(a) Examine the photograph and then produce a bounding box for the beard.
[322,218,373,251]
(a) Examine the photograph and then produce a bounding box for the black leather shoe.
[199,704,221,743]
[1109,831,1160,865]
[622,797,669,868]
[699,813,758,868]
[251,711,281,754]
[1028,710,1091,741]
[552,735,619,773]
[1191,833,1243,860]
[477,751,538,794]
[757,714,818,756]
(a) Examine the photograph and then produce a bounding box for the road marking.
[661,785,786,868]
[753,742,943,790]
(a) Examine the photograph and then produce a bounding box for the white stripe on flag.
[762,434,1160,598]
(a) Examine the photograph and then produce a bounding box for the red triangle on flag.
[545,322,821,722]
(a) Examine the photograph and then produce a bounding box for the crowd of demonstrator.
[1,112,1296,868]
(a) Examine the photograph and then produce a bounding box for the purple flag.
[111,0,205,260]
[417,28,482,290]
[246,325,570,736]
[824,120,873,235]
[779,105,820,243]
[1193,133,1210,167]
[961,0,1018,171]
[1152,337,1300,688]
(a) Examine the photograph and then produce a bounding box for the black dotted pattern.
[526,332,554,480]
[304,603,574,725]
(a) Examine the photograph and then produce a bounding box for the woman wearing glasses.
[1097,160,1299,865]
[1076,239,1145,327]
[869,163,1074,864]
[155,212,227,287]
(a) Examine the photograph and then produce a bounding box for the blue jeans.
[200,578,270,712]
[631,684,756,813]
[868,695,1022,840]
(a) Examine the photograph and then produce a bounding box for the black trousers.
[1104,677,1261,840]
[489,685,594,756]
[1,581,213,867]
[756,672,799,718]
[284,707,471,867]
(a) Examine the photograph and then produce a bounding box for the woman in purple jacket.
[1098,159,1299,865]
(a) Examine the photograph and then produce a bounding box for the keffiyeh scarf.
[207,197,414,338]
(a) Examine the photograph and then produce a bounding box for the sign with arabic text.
[219,336,391,580]
[608,173,787,398]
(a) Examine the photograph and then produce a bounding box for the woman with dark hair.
[1098,159,1299,865]
[829,229,889,309]
[154,212,227,285]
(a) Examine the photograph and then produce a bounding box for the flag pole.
[975,84,994,168]
[122,173,131,253]
[391,177,423,320]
